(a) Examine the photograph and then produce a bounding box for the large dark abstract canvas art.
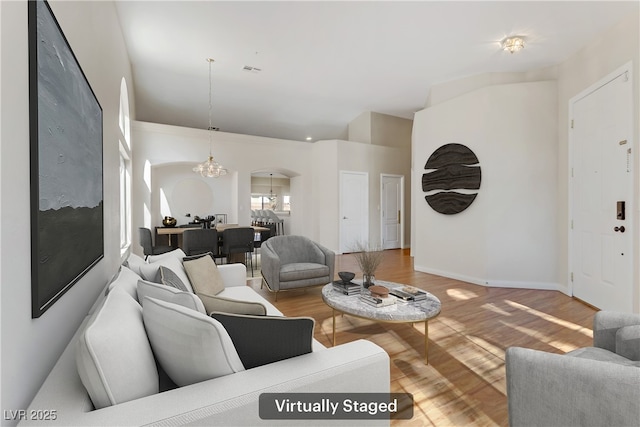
[29,0,103,318]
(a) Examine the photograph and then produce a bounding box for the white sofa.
[21,251,390,426]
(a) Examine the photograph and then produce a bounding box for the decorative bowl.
[368,285,389,298]
[162,216,177,227]
[338,271,355,283]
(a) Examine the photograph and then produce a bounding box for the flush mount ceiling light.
[193,58,227,178]
[501,36,525,54]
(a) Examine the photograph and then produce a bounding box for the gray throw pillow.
[210,312,314,369]
[157,266,189,292]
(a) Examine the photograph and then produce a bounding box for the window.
[119,78,132,252]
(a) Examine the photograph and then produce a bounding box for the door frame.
[380,174,404,249]
[339,170,369,254]
[568,61,635,304]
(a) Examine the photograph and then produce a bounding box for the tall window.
[119,78,132,252]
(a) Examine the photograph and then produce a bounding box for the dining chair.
[221,227,255,276]
[182,229,222,261]
[138,227,173,260]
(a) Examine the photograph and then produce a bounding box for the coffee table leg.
[332,309,336,346]
[425,320,429,364]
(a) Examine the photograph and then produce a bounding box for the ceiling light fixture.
[193,58,227,178]
[501,36,525,54]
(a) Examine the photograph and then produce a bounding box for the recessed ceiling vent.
[242,65,262,73]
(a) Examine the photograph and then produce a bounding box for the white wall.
[0,0,133,421]
[412,81,558,288]
[556,12,640,309]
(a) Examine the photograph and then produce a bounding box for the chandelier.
[193,58,227,178]
[501,36,525,54]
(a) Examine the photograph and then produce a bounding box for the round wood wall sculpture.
[422,143,481,215]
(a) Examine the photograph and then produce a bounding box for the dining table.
[156,223,270,247]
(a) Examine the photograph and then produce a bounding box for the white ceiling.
[114,1,637,142]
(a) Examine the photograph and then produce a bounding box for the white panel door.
[381,175,402,249]
[571,70,633,312]
[339,171,368,253]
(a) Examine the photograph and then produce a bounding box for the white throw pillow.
[124,253,146,276]
[139,256,194,293]
[137,279,206,314]
[76,289,159,409]
[146,248,186,263]
[105,266,141,300]
[142,297,245,387]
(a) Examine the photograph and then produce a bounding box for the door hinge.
[571,272,574,282]
[571,167,574,178]
[571,220,573,229]
[571,119,574,129]
[398,210,401,224]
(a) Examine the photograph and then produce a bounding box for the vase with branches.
[351,241,383,288]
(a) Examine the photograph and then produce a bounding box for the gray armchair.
[260,235,334,301]
[506,311,640,427]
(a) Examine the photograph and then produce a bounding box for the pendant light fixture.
[193,58,227,178]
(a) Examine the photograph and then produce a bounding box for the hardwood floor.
[247,249,596,426]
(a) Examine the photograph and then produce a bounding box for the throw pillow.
[142,297,245,387]
[76,289,159,409]
[105,265,140,299]
[137,279,206,314]
[198,294,267,316]
[139,256,194,293]
[158,266,189,292]
[146,248,186,263]
[124,253,146,276]
[183,255,225,296]
[210,312,314,369]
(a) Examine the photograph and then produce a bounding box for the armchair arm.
[316,242,335,281]
[260,243,281,291]
[593,311,640,353]
[506,347,640,427]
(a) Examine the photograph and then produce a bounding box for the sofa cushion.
[566,346,640,366]
[197,293,267,316]
[139,256,194,293]
[616,325,640,361]
[142,297,245,387]
[280,262,329,282]
[158,265,190,292]
[137,279,206,314]
[183,255,225,296]
[105,265,140,300]
[210,312,314,369]
[76,289,159,409]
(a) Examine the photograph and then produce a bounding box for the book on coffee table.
[388,286,428,301]
[332,281,360,295]
[360,294,396,307]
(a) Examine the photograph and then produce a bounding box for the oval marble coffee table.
[321,281,441,364]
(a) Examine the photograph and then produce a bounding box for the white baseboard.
[414,265,562,292]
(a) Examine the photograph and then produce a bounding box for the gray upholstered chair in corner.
[260,235,335,301]
[506,311,640,427]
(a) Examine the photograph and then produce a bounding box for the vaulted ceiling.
[114,1,637,142]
